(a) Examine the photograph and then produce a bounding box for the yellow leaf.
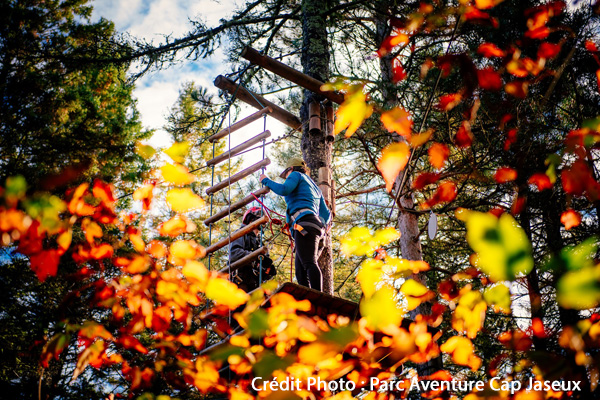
[161,163,196,186]
[440,336,481,371]
[360,285,403,331]
[166,188,205,213]
[334,86,373,137]
[381,107,413,138]
[170,240,205,260]
[401,279,435,311]
[356,259,385,298]
[205,278,249,309]
[340,226,400,257]
[57,230,72,251]
[452,290,487,338]
[164,141,190,163]
[378,142,410,192]
[135,143,156,159]
[182,260,209,285]
[409,129,434,148]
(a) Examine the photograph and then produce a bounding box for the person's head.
[242,206,261,225]
[279,157,308,178]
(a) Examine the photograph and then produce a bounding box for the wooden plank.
[208,107,272,143]
[203,187,270,226]
[205,215,268,255]
[206,130,271,167]
[214,75,301,130]
[241,47,346,105]
[218,246,267,274]
[205,158,270,196]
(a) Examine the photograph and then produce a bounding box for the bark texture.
[300,0,334,295]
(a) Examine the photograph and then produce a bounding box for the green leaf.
[466,212,533,282]
[252,351,293,379]
[545,237,598,272]
[135,143,156,159]
[320,325,359,346]
[5,175,27,201]
[557,265,600,310]
[246,309,269,338]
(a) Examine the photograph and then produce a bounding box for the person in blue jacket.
[259,157,331,291]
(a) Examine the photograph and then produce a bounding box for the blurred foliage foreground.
[2,0,600,399]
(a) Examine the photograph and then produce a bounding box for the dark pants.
[293,215,323,291]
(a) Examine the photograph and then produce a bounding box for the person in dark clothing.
[228,206,275,292]
[259,158,331,291]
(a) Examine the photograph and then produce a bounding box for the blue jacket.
[261,171,331,227]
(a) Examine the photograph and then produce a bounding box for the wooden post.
[240,47,345,105]
[318,166,332,208]
[203,187,270,226]
[218,246,267,274]
[205,158,270,196]
[205,215,268,254]
[208,107,272,143]
[206,131,271,167]
[214,75,301,130]
[309,101,321,134]
[325,104,334,141]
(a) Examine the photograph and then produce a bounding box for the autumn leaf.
[557,265,600,309]
[166,188,205,213]
[477,67,502,90]
[377,33,409,57]
[205,278,249,309]
[436,93,462,111]
[538,42,561,59]
[360,285,403,331]
[455,121,473,147]
[422,182,457,209]
[133,183,155,211]
[170,240,206,260]
[30,249,60,281]
[160,163,196,186]
[381,107,413,138]
[392,59,407,83]
[428,143,450,169]
[561,209,581,230]
[135,143,156,159]
[182,260,209,285]
[452,290,488,339]
[334,86,373,137]
[478,43,506,58]
[474,0,504,9]
[440,336,482,371]
[164,141,190,163]
[484,283,512,313]
[412,172,441,190]
[377,142,410,192]
[505,81,529,98]
[341,226,400,257]
[410,129,434,147]
[159,215,197,237]
[401,279,434,311]
[494,167,517,183]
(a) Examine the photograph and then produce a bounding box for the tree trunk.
[300,0,334,295]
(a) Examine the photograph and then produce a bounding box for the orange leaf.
[166,188,205,213]
[92,180,115,206]
[377,33,409,57]
[133,183,155,211]
[477,67,502,90]
[528,173,553,191]
[68,183,95,216]
[160,163,196,186]
[455,121,473,147]
[334,87,373,137]
[494,167,518,183]
[478,43,505,58]
[90,243,114,260]
[422,182,457,209]
[412,172,441,190]
[507,60,529,78]
[159,215,197,237]
[428,143,450,170]
[538,42,561,59]
[377,142,410,192]
[525,26,550,39]
[597,69,600,93]
[440,336,481,371]
[464,7,498,27]
[30,249,60,282]
[381,107,413,138]
[409,129,434,148]
[474,0,503,9]
[561,209,581,230]
[147,240,167,258]
[505,81,529,98]
[436,93,462,111]
[118,335,148,354]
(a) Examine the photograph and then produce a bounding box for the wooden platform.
[271,282,359,319]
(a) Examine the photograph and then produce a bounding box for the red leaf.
[17,221,43,256]
[119,335,149,354]
[597,69,600,93]
[525,26,550,39]
[561,161,591,196]
[537,42,561,59]
[464,7,498,27]
[412,172,441,190]
[531,318,547,338]
[504,128,518,150]
[478,43,505,58]
[30,249,60,282]
[511,195,527,215]
[377,33,409,57]
[528,173,553,191]
[494,167,518,183]
[437,93,463,111]
[422,182,457,209]
[392,59,407,83]
[455,121,473,147]
[428,143,450,170]
[477,67,502,90]
[561,209,582,230]
[586,40,599,53]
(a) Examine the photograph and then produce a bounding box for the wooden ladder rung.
[208,107,272,143]
[206,130,271,167]
[205,158,270,196]
[203,187,269,226]
[218,246,267,274]
[205,215,268,255]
